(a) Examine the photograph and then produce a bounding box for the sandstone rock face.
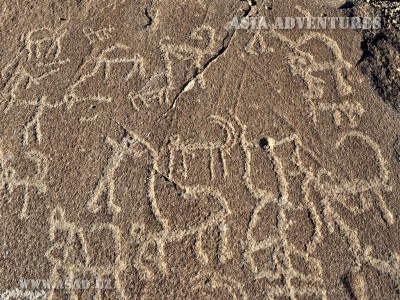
[0,1,399,299]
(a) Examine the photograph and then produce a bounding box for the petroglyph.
[316,131,393,226]
[160,25,217,103]
[266,28,353,124]
[1,2,399,299]
[0,289,46,300]
[87,132,144,214]
[98,126,234,279]
[345,271,369,300]
[132,184,232,279]
[168,115,238,181]
[21,96,63,146]
[182,0,210,10]
[79,114,99,123]
[84,0,127,20]
[45,206,126,300]
[83,26,115,44]
[235,112,397,297]
[0,148,48,219]
[245,30,274,55]
[364,246,400,284]
[25,27,67,63]
[237,117,326,298]
[21,97,46,146]
[294,5,312,17]
[0,27,70,149]
[312,131,394,295]
[129,70,167,111]
[246,24,354,124]
[315,101,365,128]
[191,272,248,299]
[1,27,69,112]
[64,44,145,109]
[100,46,145,82]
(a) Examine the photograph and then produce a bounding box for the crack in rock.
[144,7,153,28]
[152,1,257,126]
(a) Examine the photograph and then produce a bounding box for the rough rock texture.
[0,1,399,299]
[354,0,400,112]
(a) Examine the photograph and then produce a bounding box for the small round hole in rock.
[259,138,269,150]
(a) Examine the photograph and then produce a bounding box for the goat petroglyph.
[108,126,234,280]
[64,43,144,110]
[132,184,232,280]
[168,115,238,181]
